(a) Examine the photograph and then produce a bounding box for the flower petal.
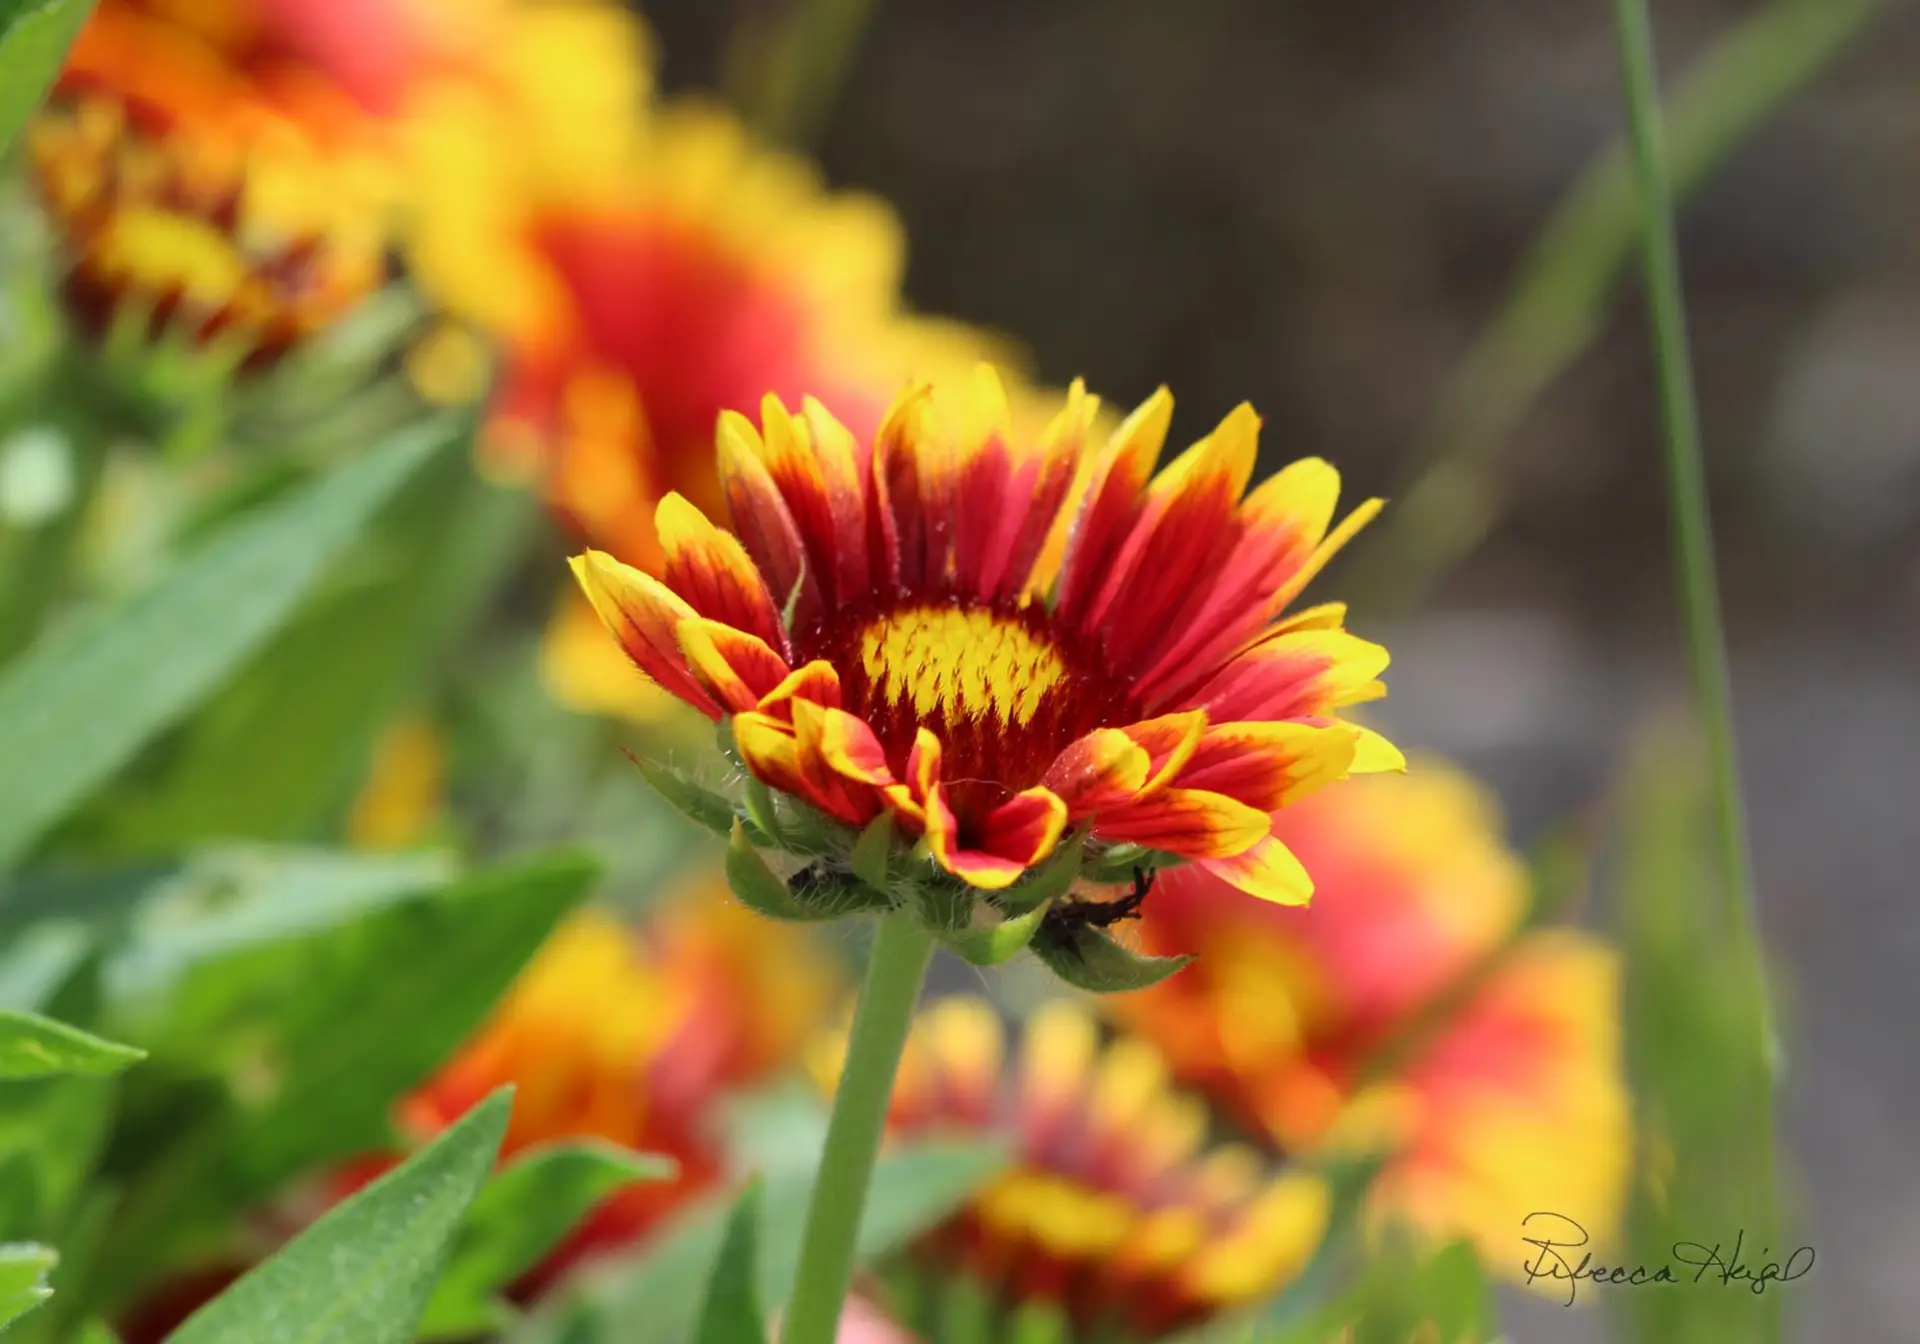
[676,617,792,714]
[1122,709,1209,799]
[921,783,1054,891]
[757,659,844,717]
[1043,728,1151,814]
[1180,629,1390,724]
[1199,834,1316,905]
[791,697,895,787]
[656,492,788,655]
[568,550,721,718]
[1077,403,1259,673]
[979,787,1070,871]
[1095,788,1270,859]
[716,410,820,630]
[1055,386,1171,624]
[1173,721,1360,812]
[1351,726,1407,774]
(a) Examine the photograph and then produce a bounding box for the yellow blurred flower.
[813,997,1328,1337]
[1108,763,1630,1277]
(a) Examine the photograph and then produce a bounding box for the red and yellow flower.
[572,368,1399,905]
[1107,765,1629,1270]
[398,887,838,1289]
[813,998,1328,1338]
[23,0,462,364]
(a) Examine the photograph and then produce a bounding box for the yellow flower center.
[857,605,1067,728]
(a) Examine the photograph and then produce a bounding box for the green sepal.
[724,821,821,922]
[850,813,894,891]
[1031,925,1191,993]
[937,899,1052,967]
[629,754,736,837]
[1081,842,1152,884]
[997,834,1084,914]
[915,881,974,934]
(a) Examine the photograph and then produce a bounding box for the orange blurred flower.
[1108,764,1629,1273]
[571,369,1399,903]
[21,0,471,365]
[813,998,1327,1338]
[401,887,838,1291]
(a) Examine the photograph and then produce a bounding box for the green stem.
[1349,0,1882,614]
[782,908,935,1344]
[1610,4,1781,1330]
[726,0,883,147]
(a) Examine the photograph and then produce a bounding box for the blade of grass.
[1608,5,1780,1339]
[724,0,882,147]
[1350,0,1884,612]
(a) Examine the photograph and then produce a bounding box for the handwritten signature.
[1520,1212,1815,1307]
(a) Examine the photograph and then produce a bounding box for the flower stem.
[1610,0,1782,1298]
[782,908,934,1344]
[1350,0,1883,615]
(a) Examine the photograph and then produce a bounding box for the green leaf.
[0,1010,142,1080]
[695,1180,765,1344]
[101,847,452,1007]
[1030,925,1190,993]
[83,852,597,1306]
[937,900,1050,967]
[724,821,818,922]
[848,814,893,892]
[997,834,1083,913]
[0,0,94,155]
[0,1242,56,1331]
[97,443,527,849]
[165,1088,511,1344]
[0,422,446,869]
[558,1140,1007,1344]
[631,756,737,838]
[418,1140,676,1340]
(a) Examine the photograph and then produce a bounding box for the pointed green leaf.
[82,852,597,1301]
[0,422,446,868]
[695,1179,765,1344]
[1031,925,1191,993]
[166,1089,511,1344]
[98,440,528,849]
[631,756,737,837]
[938,900,1051,967]
[725,821,818,922]
[418,1140,677,1340]
[0,1242,56,1331]
[849,813,893,892]
[0,1009,143,1079]
[0,0,95,155]
[997,834,1083,913]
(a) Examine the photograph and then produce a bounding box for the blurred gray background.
[644,3,1919,1339]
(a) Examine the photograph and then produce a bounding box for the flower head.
[814,998,1327,1339]
[25,0,424,366]
[573,368,1398,931]
[1107,765,1629,1270]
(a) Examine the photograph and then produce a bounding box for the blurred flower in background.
[395,885,838,1293]
[814,997,1327,1341]
[571,369,1400,907]
[398,13,1017,721]
[1108,764,1629,1272]
[21,0,434,369]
